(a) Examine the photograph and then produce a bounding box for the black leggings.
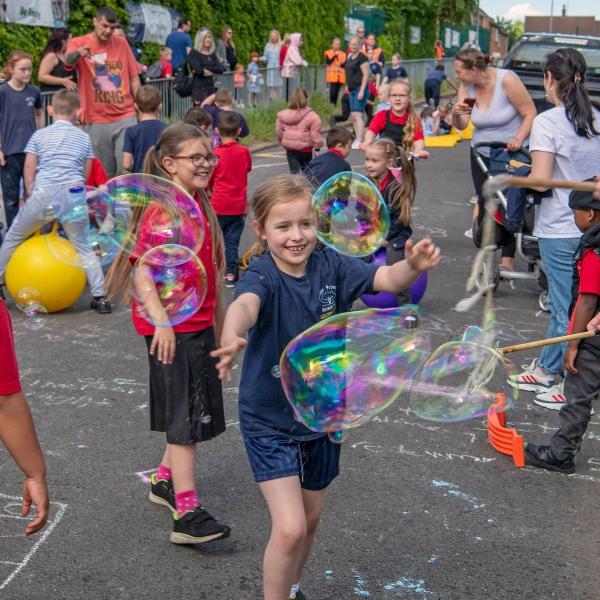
[286,150,313,174]
[329,82,343,106]
[470,150,516,259]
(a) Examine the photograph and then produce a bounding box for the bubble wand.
[499,330,600,354]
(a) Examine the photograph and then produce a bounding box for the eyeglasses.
[390,93,409,98]
[171,153,219,167]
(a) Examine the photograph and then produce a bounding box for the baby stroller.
[471,141,549,312]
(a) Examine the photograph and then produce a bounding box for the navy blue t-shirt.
[235,248,379,439]
[305,151,351,186]
[386,66,408,81]
[166,30,193,70]
[0,83,41,156]
[123,119,168,173]
[425,70,447,85]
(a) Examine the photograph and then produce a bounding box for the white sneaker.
[351,140,361,150]
[508,358,556,393]
[534,382,566,410]
[464,228,473,239]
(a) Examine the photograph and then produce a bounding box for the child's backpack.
[146,61,163,79]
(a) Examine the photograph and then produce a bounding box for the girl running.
[0,51,44,230]
[364,79,429,157]
[106,123,230,545]
[365,138,417,305]
[211,174,440,600]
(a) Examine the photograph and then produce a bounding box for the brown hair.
[326,126,353,148]
[214,88,233,107]
[455,47,487,71]
[106,123,224,303]
[3,51,33,80]
[135,85,162,113]
[184,106,212,129]
[390,79,418,153]
[249,174,313,256]
[216,110,240,137]
[51,89,80,115]
[289,88,308,110]
[368,137,416,227]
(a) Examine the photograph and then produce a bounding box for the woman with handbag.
[187,28,225,105]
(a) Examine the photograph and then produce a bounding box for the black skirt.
[145,328,226,444]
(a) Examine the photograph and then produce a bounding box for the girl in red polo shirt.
[364,137,417,304]
[364,79,429,158]
[106,122,230,545]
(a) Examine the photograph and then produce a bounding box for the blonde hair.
[367,138,416,227]
[249,174,313,256]
[106,123,224,303]
[288,88,308,110]
[194,28,215,53]
[159,47,172,59]
[390,79,418,154]
[51,89,80,115]
[269,30,281,45]
[3,51,33,80]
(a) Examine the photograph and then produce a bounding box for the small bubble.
[271,365,281,378]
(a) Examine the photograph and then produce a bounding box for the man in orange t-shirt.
[65,7,141,176]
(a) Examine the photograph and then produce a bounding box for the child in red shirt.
[208,110,252,287]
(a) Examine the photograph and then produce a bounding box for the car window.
[508,42,600,73]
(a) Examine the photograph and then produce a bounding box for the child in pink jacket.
[276,88,323,173]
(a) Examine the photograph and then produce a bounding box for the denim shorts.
[243,433,341,490]
[349,89,368,112]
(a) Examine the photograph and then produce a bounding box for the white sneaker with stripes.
[508,358,556,393]
[534,382,566,410]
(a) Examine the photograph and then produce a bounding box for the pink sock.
[175,490,199,517]
[156,464,172,481]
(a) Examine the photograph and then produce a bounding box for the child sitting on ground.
[122,85,167,173]
[305,126,353,186]
[525,187,600,474]
[183,106,213,137]
[0,89,111,314]
[420,106,436,137]
[208,111,252,287]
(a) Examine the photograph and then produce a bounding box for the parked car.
[502,33,600,112]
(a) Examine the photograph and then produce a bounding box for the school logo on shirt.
[319,285,337,320]
[25,96,36,107]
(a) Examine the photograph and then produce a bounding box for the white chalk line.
[0,493,68,591]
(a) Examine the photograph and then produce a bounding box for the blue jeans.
[217,214,245,276]
[538,237,580,375]
[0,153,25,230]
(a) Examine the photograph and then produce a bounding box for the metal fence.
[39,58,456,124]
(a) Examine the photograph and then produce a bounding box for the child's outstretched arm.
[210,292,260,381]
[0,392,49,535]
[373,238,440,293]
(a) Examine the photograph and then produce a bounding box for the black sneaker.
[525,443,575,474]
[291,591,307,600]
[148,473,175,511]
[91,296,112,314]
[170,507,231,544]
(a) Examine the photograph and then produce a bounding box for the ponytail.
[545,48,599,138]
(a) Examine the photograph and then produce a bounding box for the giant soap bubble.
[312,172,390,257]
[280,306,430,442]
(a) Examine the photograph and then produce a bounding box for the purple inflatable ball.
[360,248,428,308]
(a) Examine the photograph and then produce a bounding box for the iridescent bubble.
[43,175,206,267]
[271,365,281,378]
[312,172,390,257]
[16,287,47,331]
[280,307,431,442]
[409,341,517,422]
[131,244,207,327]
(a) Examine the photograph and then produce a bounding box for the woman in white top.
[452,48,536,271]
[513,48,600,403]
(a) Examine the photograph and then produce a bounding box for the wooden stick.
[496,176,597,192]
[499,330,600,354]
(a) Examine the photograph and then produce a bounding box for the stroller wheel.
[538,269,548,291]
[538,290,550,312]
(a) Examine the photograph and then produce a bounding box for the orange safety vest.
[324,49,346,84]
[234,71,244,88]
[369,47,383,64]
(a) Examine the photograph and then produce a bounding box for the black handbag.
[174,60,194,98]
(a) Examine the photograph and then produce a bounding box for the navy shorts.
[243,434,341,490]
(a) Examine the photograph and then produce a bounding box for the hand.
[0,150,5,166]
[63,77,77,91]
[203,69,213,76]
[210,337,247,381]
[22,476,49,535]
[78,46,92,58]
[506,137,522,152]
[452,101,472,117]
[563,344,578,374]
[587,312,600,332]
[416,150,430,159]
[149,326,176,364]
[357,90,364,101]
[405,238,441,272]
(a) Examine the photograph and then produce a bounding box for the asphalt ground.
[2,142,600,600]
